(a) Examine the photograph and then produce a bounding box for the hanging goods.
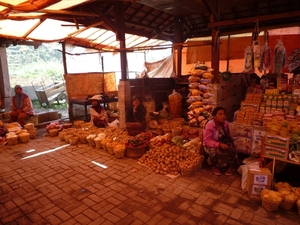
[274,40,286,74]
[260,41,271,72]
[243,46,254,73]
[252,40,261,68]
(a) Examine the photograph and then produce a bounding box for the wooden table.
[69,97,118,122]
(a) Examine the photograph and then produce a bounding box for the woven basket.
[193,156,204,171]
[7,136,18,145]
[101,139,111,151]
[94,138,102,149]
[49,129,59,137]
[24,123,35,130]
[107,142,117,155]
[180,166,193,177]
[280,198,296,211]
[87,138,96,147]
[69,136,79,145]
[29,130,37,139]
[125,146,148,158]
[114,144,126,159]
[79,134,88,144]
[180,163,194,177]
[64,134,73,143]
[262,199,281,212]
[58,131,65,141]
[18,133,30,143]
[74,120,84,128]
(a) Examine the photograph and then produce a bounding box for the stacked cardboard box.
[247,168,273,202]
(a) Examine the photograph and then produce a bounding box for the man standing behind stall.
[10,85,35,126]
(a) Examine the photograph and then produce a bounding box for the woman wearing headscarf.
[126,95,146,136]
[10,85,35,126]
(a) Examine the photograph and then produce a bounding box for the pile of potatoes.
[138,143,203,176]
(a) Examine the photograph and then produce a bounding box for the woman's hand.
[219,143,229,150]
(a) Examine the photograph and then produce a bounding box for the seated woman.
[126,95,146,136]
[203,107,236,176]
[89,95,108,128]
[10,84,35,126]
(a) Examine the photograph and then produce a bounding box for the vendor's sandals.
[212,167,221,176]
[225,167,234,176]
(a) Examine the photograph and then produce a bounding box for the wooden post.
[174,16,184,77]
[0,46,11,111]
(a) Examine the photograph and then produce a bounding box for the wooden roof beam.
[208,10,300,28]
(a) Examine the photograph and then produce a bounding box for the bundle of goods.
[153,118,185,136]
[149,133,172,148]
[187,61,214,128]
[138,143,203,176]
[182,137,202,154]
[261,189,282,211]
[265,117,299,137]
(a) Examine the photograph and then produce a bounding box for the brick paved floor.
[1,130,300,225]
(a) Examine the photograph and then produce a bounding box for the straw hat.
[88,95,102,101]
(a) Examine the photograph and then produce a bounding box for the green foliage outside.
[7,43,64,87]
[7,43,65,112]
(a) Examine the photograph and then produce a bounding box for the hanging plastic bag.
[168,90,182,118]
[274,40,286,74]
[243,46,253,73]
[252,40,260,68]
[260,41,271,72]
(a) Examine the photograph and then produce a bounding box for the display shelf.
[260,154,300,167]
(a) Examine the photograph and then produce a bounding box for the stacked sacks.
[187,61,215,128]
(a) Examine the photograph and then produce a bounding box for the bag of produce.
[168,90,182,118]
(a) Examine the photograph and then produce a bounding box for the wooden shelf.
[261,154,300,166]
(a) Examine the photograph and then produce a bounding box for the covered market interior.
[1,1,300,223]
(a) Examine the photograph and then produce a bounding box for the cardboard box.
[248,184,271,195]
[248,168,273,187]
[247,168,272,201]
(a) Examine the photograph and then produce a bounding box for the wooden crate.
[212,74,247,121]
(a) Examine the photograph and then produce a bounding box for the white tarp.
[145,54,175,78]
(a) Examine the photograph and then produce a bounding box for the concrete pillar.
[118,80,131,129]
[0,46,11,111]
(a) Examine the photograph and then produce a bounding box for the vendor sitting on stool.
[126,95,146,136]
[10,84,35,126]
[89,95,108,128]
